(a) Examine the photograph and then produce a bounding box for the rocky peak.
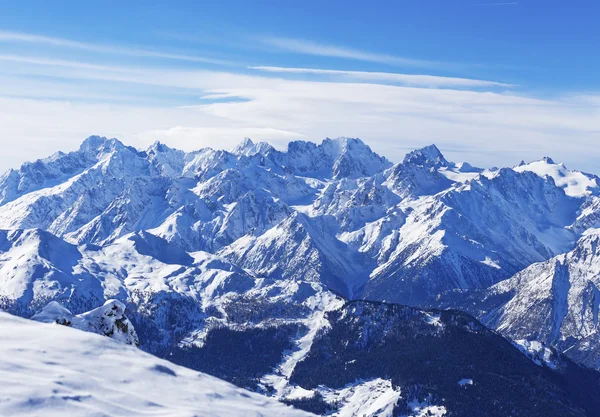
[145,141,185,177]
[79,135,127,158]
[543,156,556,165]
[32,299,139,346]
[403,144,450,168]
[232,137,275,157]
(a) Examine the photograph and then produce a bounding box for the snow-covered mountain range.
[2,135,600,416]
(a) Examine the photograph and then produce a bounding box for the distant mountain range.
[2,135,600,416]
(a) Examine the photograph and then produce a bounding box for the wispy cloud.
[249,66,515,88]
[0,30,234,65]
[1,50,598,174]
[0,32,598,175]
[257,36,441,68]
[0,54,136,72]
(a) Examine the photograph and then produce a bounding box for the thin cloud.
[249,66,515,88]
[0,49,598,175]
[257,36,442,68]
[0,30,234,65]
[0,54,137,72]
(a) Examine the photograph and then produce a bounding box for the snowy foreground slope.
[0,312,311,417]
[3,136,600,415]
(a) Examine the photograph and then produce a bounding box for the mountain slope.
[514,157,600,197]
[0,312,311,417]
[359,167,581,305]
[218,212,367,296]
[438,229,600,370]
[287,301,600,417]
[256,137,392,180]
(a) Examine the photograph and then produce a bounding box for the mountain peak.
[514,156,599,197]
[236,137,254,149]
[322,136,364,147]
[147,141,172,153]
[456,161,481,173]
[79,135,107,149]
[79,135,109,151]
[232,137,256,152]
[420,143,443,157]
[232,137,274,157]
[403,144,450,168]
[321,137,375,156]
[79,135,125,156]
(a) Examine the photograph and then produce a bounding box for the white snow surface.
[0,312,312,417]
[319,379,401,417]
[457,378,473,387]
[32,299,139,345]
[514,157,599,197]
[513,340,558,369]
[406,400,447,417]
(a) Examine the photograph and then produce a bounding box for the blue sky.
[0,0,598,172]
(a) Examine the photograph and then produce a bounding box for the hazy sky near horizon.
[0,1,598,173]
